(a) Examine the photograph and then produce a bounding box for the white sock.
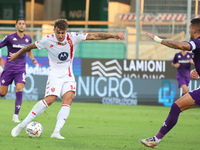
[53,104,71,133]
[21,99,48,127]
[13,114,18,118]
[154,136,161,143]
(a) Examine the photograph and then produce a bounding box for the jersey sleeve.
[172,54,177,64]
[71,32,88,44]
[29,37,32,44]
[188,39,200,51]
[35,36,48,50]
[0,35,9,48]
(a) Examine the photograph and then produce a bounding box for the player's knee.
[45,95,57,106]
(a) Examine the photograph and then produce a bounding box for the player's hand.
[146,32,156,40]
[190,69,199,80]
[174,63,180,68]
[32,58,38,66]
[8,52,18,61]
[115,32,125,40]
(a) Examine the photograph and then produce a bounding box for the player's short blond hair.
[54,18,68,30]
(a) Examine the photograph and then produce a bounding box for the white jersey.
[35,32,88,80]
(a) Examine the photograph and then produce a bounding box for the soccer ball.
[26,121,43,138]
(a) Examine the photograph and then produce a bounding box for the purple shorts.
[177,77,190,88]
[0,70,26,86]
[189,88,200,105]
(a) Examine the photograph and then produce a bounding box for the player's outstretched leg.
[11,99,48,137]
[11,123,26,137]
[50,132,65,139]
[139,136,160,149]
[50,104,71,140]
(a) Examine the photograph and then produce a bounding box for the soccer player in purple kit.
[0,18,37,122]
[139,18,200,149]
[171,51,194,96]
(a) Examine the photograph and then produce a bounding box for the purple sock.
[15,91,23,115]
[156,103,182,139]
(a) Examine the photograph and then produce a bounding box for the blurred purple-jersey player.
[140,18,200,149]
[0,19,37,122]
[172,51,194,96]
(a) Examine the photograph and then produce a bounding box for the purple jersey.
[0,32,32,72]
[172,52,193,79]
[188,37,200,73]
[188,37,200,104]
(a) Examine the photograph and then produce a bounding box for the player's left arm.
[146,32,191,51]
[8,42,37,62]
[171,62,180,68]
[27,50,38,66]
[190,58,195,65]
[86,32,125,40]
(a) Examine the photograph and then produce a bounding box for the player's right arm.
[171,54,180,68]
[86,32,125,40]
[0,35,9,48]
[8,43,37,61]
[146,32,191,51]
[171,62,180,68]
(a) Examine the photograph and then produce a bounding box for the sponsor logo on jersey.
[58,52,68,61]
[76,33,83,36]
[13,44,25,48]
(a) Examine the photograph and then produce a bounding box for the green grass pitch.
[0,99,200,150]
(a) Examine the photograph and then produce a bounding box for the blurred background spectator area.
[0,0,199,60]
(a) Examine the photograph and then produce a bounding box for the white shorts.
[45,76,76,98]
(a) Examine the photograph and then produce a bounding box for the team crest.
[25,39,29,43]
[51,88,55,92]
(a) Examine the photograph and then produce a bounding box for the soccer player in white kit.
[9,18,125,139]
